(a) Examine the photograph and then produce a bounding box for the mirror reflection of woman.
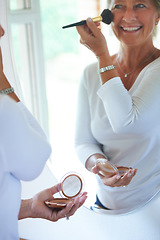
[75,0,160,212]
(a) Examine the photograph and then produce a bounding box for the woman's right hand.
[92,164,137,188]
[76,18,109,59]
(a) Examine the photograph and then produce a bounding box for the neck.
[116,44,159,78]
[117,44,157,71]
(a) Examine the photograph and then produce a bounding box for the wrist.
[98,51,112,65]
[0,87,14,94]
[18,199,32,220]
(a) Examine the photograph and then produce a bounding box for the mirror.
[45,172,84,209]
[96,158,131,177]
[7,0,160,219]
[60,173,83,198]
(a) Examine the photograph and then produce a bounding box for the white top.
[75,57,160,213]
[0,95,51,239]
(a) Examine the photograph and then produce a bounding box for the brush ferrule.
[92,16,102,22]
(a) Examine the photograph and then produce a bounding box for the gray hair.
[153,0,160,10]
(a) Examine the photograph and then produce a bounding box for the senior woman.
[0,24,87,239]
[75,0,160,213]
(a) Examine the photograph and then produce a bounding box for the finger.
[66,198,81,217]
[76,20,96,42]
[48,183,61,195]
[115,169,137,187]
[86,18,102,37]
[53,201,74,221]
[121,169,137,180]
[78,192,88,207]
[91,165,100,174]
[76,24,89,39]
[102,174,121,187]
[66,193,88,217]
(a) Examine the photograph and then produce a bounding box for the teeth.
[122,26,141,31]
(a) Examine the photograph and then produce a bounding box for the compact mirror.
[45,172,84,210]
[60,172,83,198]
[96,159,131,177]
[96,158,118,177]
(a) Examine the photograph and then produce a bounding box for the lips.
[120,26,142,32]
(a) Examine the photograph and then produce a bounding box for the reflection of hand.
[92,165,137,188]
[19,184,87,221]
[76,18,109,58]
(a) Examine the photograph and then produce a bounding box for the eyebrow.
[113,0,148,3]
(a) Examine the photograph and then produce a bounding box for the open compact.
[45,172,84,209]
[96,158,131,177]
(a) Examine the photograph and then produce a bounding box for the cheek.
[111,22,120,39]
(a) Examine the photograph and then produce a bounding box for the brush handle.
[62,9,113,29]
[62,20,86,29]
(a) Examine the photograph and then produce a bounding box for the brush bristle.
[101,9,113,25]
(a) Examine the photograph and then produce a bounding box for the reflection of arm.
[0,95,51,181]
[98,65,160,133]
[75,70,106,170]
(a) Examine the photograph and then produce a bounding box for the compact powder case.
[96,158,130,177]
[45,198,73,209]
[45,172,84,210]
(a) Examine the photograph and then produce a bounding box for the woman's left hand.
[76,18,109,58]
[19,184,87,222]
[92,165,137,188]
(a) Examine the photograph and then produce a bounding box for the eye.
[113,4,124,10]
[135,3,146,9]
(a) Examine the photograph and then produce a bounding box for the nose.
[0,25,5,38]
[123,8,137,22]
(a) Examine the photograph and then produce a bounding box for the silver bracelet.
[0,87,14,95]
[98,65,116,74]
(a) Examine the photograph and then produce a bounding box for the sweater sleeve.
[0,95,51,181]
[97,66,160,134]
[75,70,106,165]
[17,101,47,139]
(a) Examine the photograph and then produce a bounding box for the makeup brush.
[62,9,113,29]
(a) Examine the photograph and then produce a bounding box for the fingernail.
[88,17,92,22]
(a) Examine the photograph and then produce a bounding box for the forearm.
[85,153,107,171]
[18,199,32,220]
[98,55,118,85]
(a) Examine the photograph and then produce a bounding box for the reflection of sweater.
[75,57,160,213]
[0,95,51,239]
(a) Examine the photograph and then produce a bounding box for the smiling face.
[110,0,160,47]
